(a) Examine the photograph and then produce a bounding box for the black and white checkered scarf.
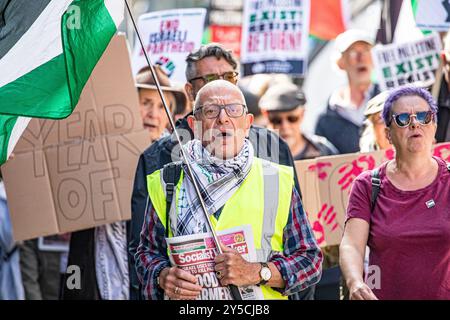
[175,138,254,236]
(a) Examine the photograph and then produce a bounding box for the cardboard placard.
[2,35,151,241]
[372,34,442,91]
[240,0,310,76]
[131,8,206,83]
[415,0,450,31]
[296,142,450,247]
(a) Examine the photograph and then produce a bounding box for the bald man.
[135,81,322,300]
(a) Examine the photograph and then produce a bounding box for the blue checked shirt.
[135,187,323,300]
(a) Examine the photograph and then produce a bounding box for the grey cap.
[259,83,306,112]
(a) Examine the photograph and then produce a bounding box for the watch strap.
[258,262,270,286]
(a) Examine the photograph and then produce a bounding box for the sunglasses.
[268,115,300,125]
[189,71,239,84]
[390,111,435,128]
[195,103,247,119]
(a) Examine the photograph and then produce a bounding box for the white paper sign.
[240,0,310,76]
[372,34,442,91]
[131,8,206,83]
[415,0,450,31]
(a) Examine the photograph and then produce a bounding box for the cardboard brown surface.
[2,35,151,241]
[296,142,450,247]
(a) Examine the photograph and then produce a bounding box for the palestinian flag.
[0,0,124,164]
[310,0,350,40]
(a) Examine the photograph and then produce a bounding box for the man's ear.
[245,113,254,135]
[187,114,196,132]
[185,82,195,102]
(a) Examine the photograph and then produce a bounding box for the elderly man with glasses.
[128,43,311,300]
[135,80,322,300]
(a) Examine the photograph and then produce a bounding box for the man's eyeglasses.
[268,115,300,125]
[194,103,247,119]
[189,71,239,84]
[390,111,435,128]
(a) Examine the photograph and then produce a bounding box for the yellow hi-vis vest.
[146,157,294,300]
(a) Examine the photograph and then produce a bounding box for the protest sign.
[295,142,450,247]
[210,25,242,57]
[211,0,243,11]
[240,0,310,76]
[415,0,450,31]
[372,34,442,91]
[2,35,150,241]
[166,225,264,300]
[131,8,206,83]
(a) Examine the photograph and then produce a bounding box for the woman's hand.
[158,266,202,300]
[349,281,378,300]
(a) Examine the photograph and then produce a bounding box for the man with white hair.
[135,80,322,300]
[436,29,450,142]
[315,29,380,154]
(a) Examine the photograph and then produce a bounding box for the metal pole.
[124,0,242,300]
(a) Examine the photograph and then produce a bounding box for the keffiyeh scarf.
[174,139,254,236]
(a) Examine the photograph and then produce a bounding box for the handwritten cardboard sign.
[2,36,151,241]
[295,142,450,247]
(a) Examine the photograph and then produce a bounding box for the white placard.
[415,0,450,31]
[131,8,206,83]
[372,34,442,91]
[240,0,310,76]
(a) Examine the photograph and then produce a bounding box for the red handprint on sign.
[311,204,340,245]
[338,155,376,192]
[433,144,450,162]
[308,162,332,180]
[384,148,395,160]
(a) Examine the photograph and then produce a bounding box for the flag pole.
[124,0,242,300]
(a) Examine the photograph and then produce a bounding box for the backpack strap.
[162,162,183,237]
[370,168,381,213]
[2,245,18,261]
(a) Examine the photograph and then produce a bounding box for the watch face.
[261,267,271,281]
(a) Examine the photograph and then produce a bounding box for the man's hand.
[158,266,202,300]
[214,242,260,287]
[349,281,378,300]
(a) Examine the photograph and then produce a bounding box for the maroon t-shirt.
[346,157,450,300]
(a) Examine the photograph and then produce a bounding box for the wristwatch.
[258,262,272,286]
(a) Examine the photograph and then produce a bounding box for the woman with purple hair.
[339,85,450,300]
